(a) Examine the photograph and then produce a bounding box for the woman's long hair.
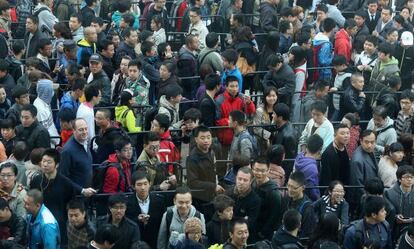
[308,213,340,249]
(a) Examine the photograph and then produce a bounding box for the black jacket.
[320,142,350,185]
[15,120,50,151]
[272,228,304,249]
[96,215,140,249]
[397,232,414,249]
[272,122,298,159]
[206,213,231,245]
[199,94,217,128]
[259,2,278,32]
[263,63,296,105]
[157,75,179,99]
[115,41,137,66]
[125,192,165,249]
[354,25,370,54]
[226,187,261,242]
[340,85,366,117]
[186,147,217,202]
[253,179,282,240]
[0,74,16,98]
[366,11,381,34]
[5,104,21,126]
[90,70,111,106]
[285,195,317,238]
[93,126,124,164]
[80,6,95,27]
[0,98,11,120]
[0,213,26,245]
[24,28,48,58]
[101,53,115,81]
[394,44,414,87]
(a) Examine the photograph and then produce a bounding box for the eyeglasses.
[0,174,15,179]
[402,175,414,179]
[111,205,127,210]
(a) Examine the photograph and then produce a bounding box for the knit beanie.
[184,217,203,234]
[37,79,54,104]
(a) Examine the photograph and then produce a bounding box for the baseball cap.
[120,89,137,104]
[89,53,103,63]
[401,31,413,46]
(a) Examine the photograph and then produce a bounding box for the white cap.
[401,31,413,46]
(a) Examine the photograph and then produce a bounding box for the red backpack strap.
[294,68,307,97]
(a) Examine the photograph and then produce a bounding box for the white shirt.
[188,21,209,50]
[137,195,150,214]
[34,98,59,146]
[76,103,95,142]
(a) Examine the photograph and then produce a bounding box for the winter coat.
[115,105,140,132]
[0,98,11,120]
[198,47,224,73]
[272,228,304,249]
[294,152,320,201]
[96,215,140,249]
[115,41,137,66]
[349,146,378,208]
[272,121,298,159]
[262,63,296,105]
[33,4,58,35]
[313,32,333,80]
[385,183,414,219]
[343,219,392,249]
[320,142,350,185]
[259,2,278,32]
[60,91,80,113]
[15,121,50,152]
[59,136,93,187]
[77,39,97,67]
[0,74,15,99]
[378,156,398,188]
[26,204,60,249]
[102,153,132,193]
[157,75,180,99]
[127,74,150,105]
[367,117,397,154]
[0,213,26,245]
[206,213,231,245]
[340,85,366,117]
[354,25,370,54]
[370,57,400,83]
[186,147,217,202]
[158,205,206,249]
[24,28,48,59]
[89,70,111,106]
[298,118,334,153]
[159,95,181,129]
[334,29,352,63]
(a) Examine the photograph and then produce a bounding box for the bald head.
[73,118,89,143]
[84,27,97,43]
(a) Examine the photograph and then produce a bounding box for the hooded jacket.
[385,183,414,219]
[262,63,296,105]
[159,130,180,164]
[60,91,80,113]
[102,153,132,193]
[313,32,333,80]
[367,117,397,154]
[157,205,206,249]
[76,38,97,67]
[159,95,181,129]
[15,120,50,152]
[215,91,256,145]
[294,152,320,201]
[115,105,140,132]
[33,4,58,35]
[370,56,400,83]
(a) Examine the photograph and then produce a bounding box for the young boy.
[58,108,75,147]
[294,134,323,201]
[395,89,414,137]
[331,55,352,121]
[298,100,334,153]
[221,49,243,91]
[206,194,235,245]
[126,59,150,106]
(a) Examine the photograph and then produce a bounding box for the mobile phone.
[245,90,250,97]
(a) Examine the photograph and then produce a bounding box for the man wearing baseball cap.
[395,31,414,90]
[88,53,111,106]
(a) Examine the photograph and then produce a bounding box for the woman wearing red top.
[341,113,360,158]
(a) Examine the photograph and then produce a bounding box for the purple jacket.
[294,152,320,201]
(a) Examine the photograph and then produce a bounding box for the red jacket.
[334,29,352,63]
[158,130,180,173]
[103,154,132,193]
[215,91,256,145]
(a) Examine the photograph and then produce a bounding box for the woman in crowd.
[399,133,414,165]
[378,142,404,187]
[253,86,278,152]
[53,22,73,61]
[313,180,349,226]
[115,89,141,132]
[341,113,360,158]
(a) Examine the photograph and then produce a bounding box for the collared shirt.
[137,194,150,214]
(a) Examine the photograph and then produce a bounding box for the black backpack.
[143,107,175,131]
[33,7,53,36]
[92,161,126,193]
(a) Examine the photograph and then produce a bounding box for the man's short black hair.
[108,194,128,207]
[189,6,201,16]
[229,110,246,126]
[73,78,86,91]
[400,89,414,102]
[283,209,302,232]
[124,27,137,39]
[28,15,39,25]
[225,75,239,86]
[91,16,104,26]
[273,103,290,121]
[229,218,248,233]
[193,125,211,137]
[165,84,183,99]
[12,86,28,99]
[296,32,311,46]
[175,186,192,196]
[213,194,235,213]
[344,18,357,29]
[332,55,347,66]
[128,59,142,69]
[12,40,25,55]
[183,108,201,122]
[101,39,114,51]
[70,13,83,24]
[205,32,219,48]
[204,73,221,90]
[42,148,60,165]
[360,129,376,140]
[21,104,37,117]
[364,177,384,195]
[310,100,327,114]
[378,42,394,55]
[396,165,414,180]
[132,171,151,185]
[373,105,388,119]
[279,20,291,34]
[0,59,9,72]
[114,137,131,152]
[289,171,305,186]
[267,144,285,165]
[266,53,284,67]
[13,141,29,161]
[221,49,238,65]
[143,131,160,145]
[58,108,76,122]
[84,85,100,102]
[141,41,155,56]
[0,162,18,176]
[37,38,52,52]
[316,4,328,13]
[0,118,15,129]
[307,134,323,154]
[67,199,86,212]
[365,35,378,47]
[354,10,366,19]
[0,198,9,211]
[122,13,135,27]
[322,18,336,33]
[154,113,170,130]
[364,196,387,217]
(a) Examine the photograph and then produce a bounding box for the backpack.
[311,42,328,84]
[297,198,312,215]
[92,161,125,193]
[165,206,201,236]
[237,130,258,160]
[143,106,175,131]
[342,219,390,249]
[177,51,198,92]
[33,6,53,36]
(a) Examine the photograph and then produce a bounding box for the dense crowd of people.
[1,0,414,248]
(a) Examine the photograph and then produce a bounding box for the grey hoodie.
[33,4,58,34]
[157,205,206,249]
[159,95,181,129]
[367,116,397,155]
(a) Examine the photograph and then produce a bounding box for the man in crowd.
[25,189,60,249]
[151,114,180,166]
[5,86,30,126]
[126,172,165,248]
[77,27,98,67]
[394,31,414,91]
[89,224,119,249]
[340,73,367,118]
[96,194,140,249]
[367,105,397,155]
[272,209,303,249]
[272,103,298,159]
[158,186,206,249]
[223,218,250,249]
[100,39,116,81]
[199,73,221,127]
[373,6,394,41]
[69,13,84,42]
[77,85,101,142]
[115,27,138,65]
[228,110,257,161]
[187,7,209,50]
[24,15,48,59]
[88,54,111,106]
[60,118,93,188]
[66,199,96,249]
[0,197,26,245]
